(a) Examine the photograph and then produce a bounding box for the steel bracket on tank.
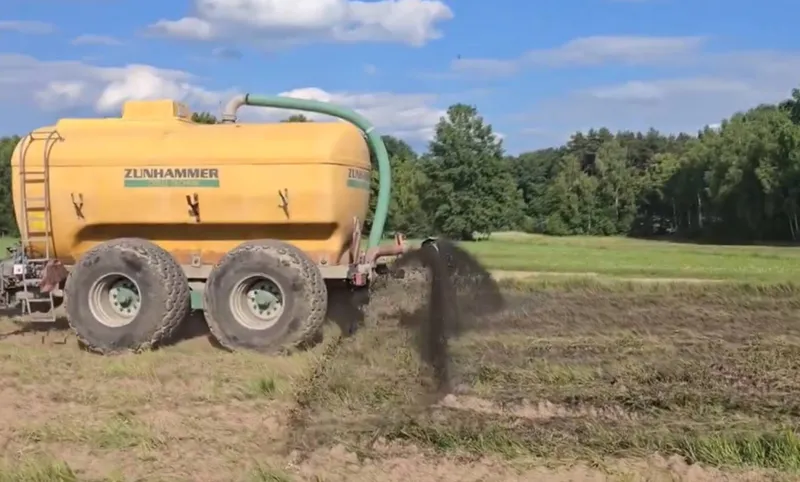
[70,193,84,219]
[186,193,200,222]
[278,189,289,219]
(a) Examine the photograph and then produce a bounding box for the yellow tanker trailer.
[1,94,416,354]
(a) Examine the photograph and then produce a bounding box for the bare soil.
[1,279,799,481]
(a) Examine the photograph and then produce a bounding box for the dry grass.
[1,278,799,481]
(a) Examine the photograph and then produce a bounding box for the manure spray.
[287,239,507,453]
[379,239,506,393]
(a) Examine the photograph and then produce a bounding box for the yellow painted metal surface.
[11,100,372,266]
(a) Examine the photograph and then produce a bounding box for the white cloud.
[0,21,55,35]
[0,54,227,114]
[93,66,224,113]
[445,35,705,78]
[585,78,751,102]
[0,54,442,141]
[528,36,704,66]
[517,50,800,145]
[34,81,88,109]
[146,0,453,48]
[149,17,215,41]
[71,34,122,46]
[240,87,445,140]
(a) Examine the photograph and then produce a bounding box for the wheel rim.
[230,275,285,330]
[88,273,142,327]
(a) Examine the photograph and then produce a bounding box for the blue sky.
[1,0,799,153]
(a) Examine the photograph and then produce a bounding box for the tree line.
[2,87,800,243]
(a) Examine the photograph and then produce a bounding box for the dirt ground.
[1,277,799,481]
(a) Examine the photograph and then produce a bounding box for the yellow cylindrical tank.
[11,100,372,267]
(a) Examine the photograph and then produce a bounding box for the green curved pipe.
[240,94,390,250]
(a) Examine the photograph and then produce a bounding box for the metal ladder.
[18,130,61,322]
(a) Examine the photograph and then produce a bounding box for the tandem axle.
[0,232,411,354]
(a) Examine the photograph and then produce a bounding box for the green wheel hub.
[88,274,142,327]
[230,276,286,330]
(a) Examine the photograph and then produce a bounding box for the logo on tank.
[347,168,370,190]
[123,168,220,187]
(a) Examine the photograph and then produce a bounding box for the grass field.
[463,233,800,282]
[0,236,799,480]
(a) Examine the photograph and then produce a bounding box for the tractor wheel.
[203,239,327,353]
[64,238,190,354]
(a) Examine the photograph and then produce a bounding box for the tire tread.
[64,238,190,354]
[203,239,327,352]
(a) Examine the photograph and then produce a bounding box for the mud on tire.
[203,239,328,353]
[64,238,191,354]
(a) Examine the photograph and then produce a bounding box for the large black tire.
[64,238,190,354]
[203,239,327,353]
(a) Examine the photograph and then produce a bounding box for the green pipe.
[227,94,390,250]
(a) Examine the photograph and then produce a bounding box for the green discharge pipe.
[237,94,391,250]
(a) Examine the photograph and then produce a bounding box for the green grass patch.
[0,236,17,253]
[462,234,800,282]
[0,458,78,482]
[247,465,294,482]
[384,415,800,472]
[381,233,800,282]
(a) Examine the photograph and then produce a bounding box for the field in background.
[0,236,16,252]
[0,235,799,480]
[464,232,800,282]
[379,232,800,282]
